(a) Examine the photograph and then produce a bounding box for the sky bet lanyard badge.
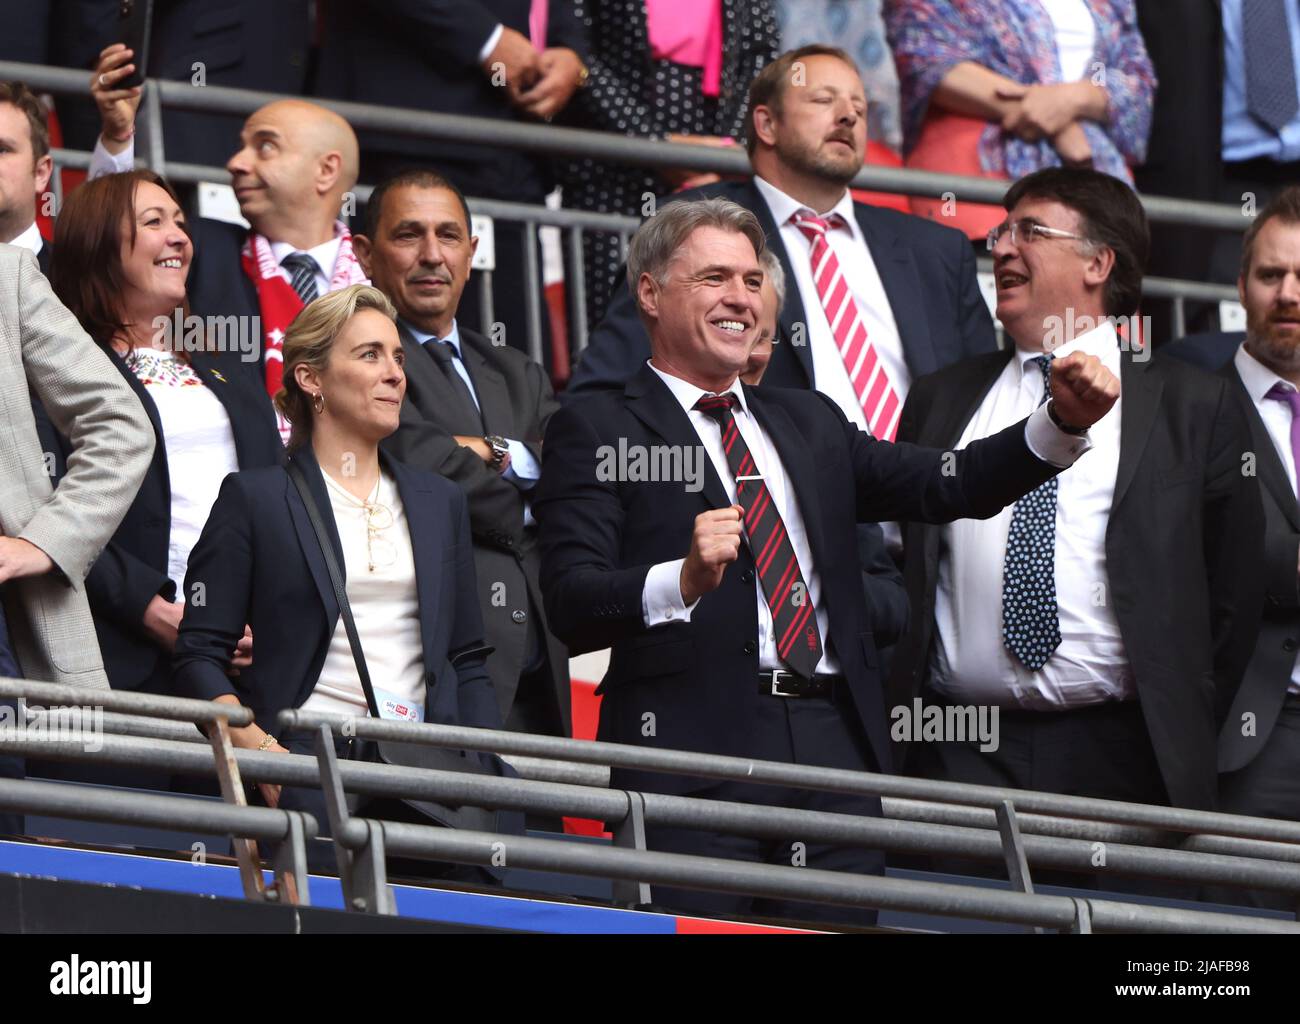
[374,687,423,724]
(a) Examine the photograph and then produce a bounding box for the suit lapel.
[936,351,1012,447]
[625,364,732,512]
[742,180,815,387]
[460,329,513,436]
[1226,366,1300,530]
[398,322,483,431]
[285,446,344,624]
[1112,353,1163,513]
[386,452,443,667]
[746,388,828,567]
[855,204,938,379]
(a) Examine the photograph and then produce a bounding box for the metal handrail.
[279,710,1300,847]
[0,61,1250,232]
[0,676,251,728]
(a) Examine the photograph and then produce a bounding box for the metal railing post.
[567,227,589,353]
[522,222,543,365]
[609,790,652,908]
[203,716,267,902]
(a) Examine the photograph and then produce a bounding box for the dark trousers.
[910,697,1179,894]
[641,692,884,929]
[1208,694,1300,912]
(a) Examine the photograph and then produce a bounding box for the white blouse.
[125,348,239,597]
[302,469,426,717]
[1041,0,1097,83]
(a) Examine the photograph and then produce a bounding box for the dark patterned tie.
[695,392,823,680]
[1002,354,1061,670]
[280,252,320,306]
[1243,0,1300,133]
[424,338,485,431]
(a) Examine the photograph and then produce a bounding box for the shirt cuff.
[502,439,541,488]
[478,23,505,65]
[89,135,135,181]
[1024,403,1092,468]
[642,558,699,627]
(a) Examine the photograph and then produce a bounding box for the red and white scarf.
[240,220,369,400]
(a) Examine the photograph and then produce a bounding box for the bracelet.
[576,62,590,88]
[1045,399,1089,436]
[104,126,135,144]
[257,733,278,751]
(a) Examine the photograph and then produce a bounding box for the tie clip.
[735,474,764,482]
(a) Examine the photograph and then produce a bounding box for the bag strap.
[287,460,381,719]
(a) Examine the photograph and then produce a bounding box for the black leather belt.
[759,670,841,698]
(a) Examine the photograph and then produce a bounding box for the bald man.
[86,94,367,394]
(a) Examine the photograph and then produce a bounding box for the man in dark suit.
[534,198,1119,924]
[0,82,54,275]
[565,46,997,411]
[1216,188,1300,908]
[314,0,589,356]
[358,170,570,741]
[891,168,1262,814]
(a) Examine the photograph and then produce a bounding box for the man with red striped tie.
[535,198,1118,927]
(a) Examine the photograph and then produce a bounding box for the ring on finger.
[97,73,109,87]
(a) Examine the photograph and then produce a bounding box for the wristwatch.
[1046,399,1089,436]
[484,435,509,470]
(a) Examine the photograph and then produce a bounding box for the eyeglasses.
[987,218,1092,252]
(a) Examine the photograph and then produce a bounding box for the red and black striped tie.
[695,393,823,680]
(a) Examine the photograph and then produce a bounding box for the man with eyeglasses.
[888,167,1263,817]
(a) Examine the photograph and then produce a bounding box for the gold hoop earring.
[312,391,325,414]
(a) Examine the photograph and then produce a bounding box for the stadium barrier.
[3,676,1298,930]
[0,61,1250,359]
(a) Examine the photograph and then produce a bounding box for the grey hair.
[759,249,786,314]
[626,197,767,315]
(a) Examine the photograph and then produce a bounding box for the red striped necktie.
[791,209,901,441]
[694,392,823,680]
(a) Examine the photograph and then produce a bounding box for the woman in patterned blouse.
[47,169,283,698]
[884,0,1155,238]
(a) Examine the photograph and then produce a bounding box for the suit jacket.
[43,345,283,691]
[564,177,997,397]
[891,347,1264,810]
[1159,331,1245,373]
[35,242,51,278]
[186,218,260,337]
[313,0,587,198]
[174,446,503,744]
[382,324,570,732]
[150,0,311,168]
[1219,361,1300,772]
[0,244,154,686]
[534,363,1060,794]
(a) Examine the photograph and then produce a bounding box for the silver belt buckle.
[769,669,797,697]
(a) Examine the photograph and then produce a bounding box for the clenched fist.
[679,505,745,606]
[1048,350,1120,429]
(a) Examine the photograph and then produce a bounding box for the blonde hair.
[273,283,398,450]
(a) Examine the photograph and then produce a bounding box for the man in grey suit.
[0,243,154,834]
[357,171,570,741]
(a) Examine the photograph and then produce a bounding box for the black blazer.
[35,241,51,277]
[890,348,1264,810]
[313,0,587,197]
[382,323,570,731]
[563,177,997,398]
[185,218,260,340]
[42,346,283,691]
[174,446,502,742]
[534,364,1060,794]
[1219,361,1300,772]
[1159,331,1245,373]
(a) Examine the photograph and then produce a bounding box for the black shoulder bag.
[287,461,500,833]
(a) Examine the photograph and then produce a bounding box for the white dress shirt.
[1041,0,1098,82]
[303,470,426,715]
[270,236,344,300]
[639,363,842,674]
[753,175,910,431]
[8,220,43,258]
[932,322,1133,709]
[638,362,1090,676]
[1233,342,1300,696]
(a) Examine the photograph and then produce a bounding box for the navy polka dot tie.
[1002,354,1061,670]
